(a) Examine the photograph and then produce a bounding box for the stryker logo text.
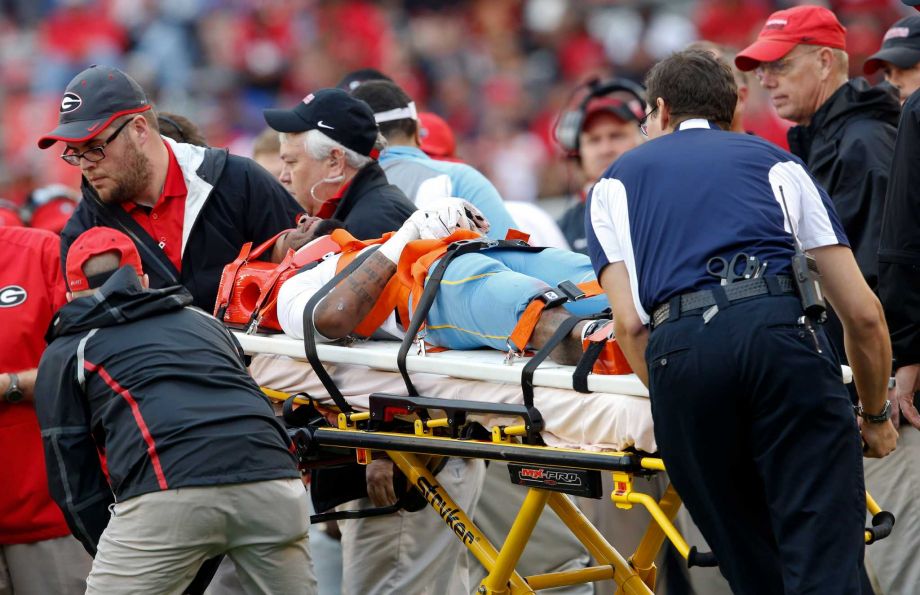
[417,476,475,545]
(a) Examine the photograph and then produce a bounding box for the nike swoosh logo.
[317,120,334,130]
[87,122,101,132]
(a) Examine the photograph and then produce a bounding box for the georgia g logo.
[60,92,82,114]
[0,285,27,308]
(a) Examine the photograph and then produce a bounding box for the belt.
[651,276,795,329]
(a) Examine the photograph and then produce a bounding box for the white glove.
[412,198,491,239]
[379,198,491,263]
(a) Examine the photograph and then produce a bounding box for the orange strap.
[397,230,483,316]
[508,298,549,353]
[504,228,531,243]
[577,280,602,297]
[506,280,605,353]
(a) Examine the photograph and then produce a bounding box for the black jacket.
[879,90,920,366]
[34,268,299,555]
[61,138,303,312]
[787,78,900,290]
[332,162,416,239]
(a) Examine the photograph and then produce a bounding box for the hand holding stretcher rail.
[232,201,889,594]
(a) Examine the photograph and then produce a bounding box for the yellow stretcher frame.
[267,388,892,595]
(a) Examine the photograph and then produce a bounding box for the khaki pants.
[0,535,91,595]
[864,427,920,595]
[88,479,316,595]
[337,457,486,595]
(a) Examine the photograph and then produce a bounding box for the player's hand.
[891,364,920,430]
[366,459,397,507]
[861,419,898,458]
[406,198,490,240]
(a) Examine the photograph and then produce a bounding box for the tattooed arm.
[313,251,397,339]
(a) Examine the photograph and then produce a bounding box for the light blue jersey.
[379,146,517,240]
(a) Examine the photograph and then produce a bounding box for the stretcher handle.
[687,546,718,568]
[865,511,895,545]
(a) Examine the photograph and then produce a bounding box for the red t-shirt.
[0,227,70,544]
[122,142,188,272]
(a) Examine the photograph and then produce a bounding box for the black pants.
[646,295,865,594]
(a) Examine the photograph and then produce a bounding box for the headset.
[554,77,648,157]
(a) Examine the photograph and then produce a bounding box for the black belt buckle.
[557,280,586,302]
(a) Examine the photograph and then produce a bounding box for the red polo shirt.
[0,227,71,544]
[122,142,187,272]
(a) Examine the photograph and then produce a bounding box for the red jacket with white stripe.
[34,267,299,555]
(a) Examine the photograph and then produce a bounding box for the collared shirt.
[121,142,187,272]
[585,119,847,324]
[315,179,353,220]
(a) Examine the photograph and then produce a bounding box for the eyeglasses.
[754,47,823,80]
[60,118,133,166]
[638,107,658,137]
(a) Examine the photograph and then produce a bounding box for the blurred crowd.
[0,0,913,214]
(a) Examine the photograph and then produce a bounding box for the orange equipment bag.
[213,231,342,333]
[581,320,633,375]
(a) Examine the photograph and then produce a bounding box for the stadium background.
[0,0,911,210]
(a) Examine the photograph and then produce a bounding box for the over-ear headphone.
[554,77,647,156]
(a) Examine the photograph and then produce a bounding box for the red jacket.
[0,227,70,544]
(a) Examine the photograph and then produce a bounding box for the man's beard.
[97,141,152,205]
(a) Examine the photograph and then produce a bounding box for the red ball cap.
[418,111,458,160]
[735,6,847,72]
[66,227,143,292]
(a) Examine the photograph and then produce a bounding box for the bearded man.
[38,65,307,311]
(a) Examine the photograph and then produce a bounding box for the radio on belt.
[779,186,827,322]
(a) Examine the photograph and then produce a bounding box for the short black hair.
[351,80,418,141]
[337,68,393,92]
[644,49,737,129]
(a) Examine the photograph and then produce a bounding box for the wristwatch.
[857,400,891,424]
[3,373,24,404]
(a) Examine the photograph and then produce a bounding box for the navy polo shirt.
[585,119,848,324]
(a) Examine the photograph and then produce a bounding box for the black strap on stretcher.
[301,246,381,414]
[520,313,602,411]
[396,238,538,396]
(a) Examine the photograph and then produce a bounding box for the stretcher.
[234,331,889,595]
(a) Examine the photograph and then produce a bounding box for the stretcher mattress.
[235,332,658,453]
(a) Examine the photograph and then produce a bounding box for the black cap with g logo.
[37,65,151,150]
